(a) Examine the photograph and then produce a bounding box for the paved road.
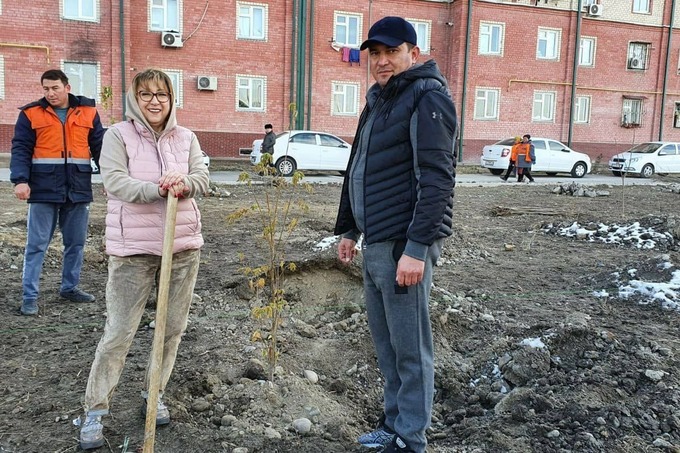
[0,168,671,187]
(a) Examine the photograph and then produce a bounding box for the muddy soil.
[1,175,680,453]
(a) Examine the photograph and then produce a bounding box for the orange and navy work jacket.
[10,94,104,203]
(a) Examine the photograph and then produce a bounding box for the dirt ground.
[1,172,680,453]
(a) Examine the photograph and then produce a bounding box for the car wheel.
[276,157,296,177]
[640,163,654,178]
[490,169,503,175]
[612,171,622,177]
[571,162,587,178]
[546,172,557,176]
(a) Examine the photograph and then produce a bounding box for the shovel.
[143,193,179,453]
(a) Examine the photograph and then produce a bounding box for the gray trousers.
[362,239,443,453]
[84,249,200,415]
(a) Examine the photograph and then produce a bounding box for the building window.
[628,42,649,70]
[407,19,431,54]
[537,28,561,60]
[63,62,99,101]
[579,37,595,66]
[332,82,358,116]
[0,56,5,100]
[622,97,643,126]
[633,0,650,14]
[479,22,504,56]
[150,0,179,31]
[63,0,97,21]
[163,70,182,107]
[237,2,267,40]
[474,88,499,120]
[334,12,362,48]
[533,91,555,122]
[237,76,265,111]
[574,96,591,124]
[674,103,680,128]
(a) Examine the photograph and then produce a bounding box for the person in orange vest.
[10,69,105,315]
[516,134,536,183]
[500,136,522,182]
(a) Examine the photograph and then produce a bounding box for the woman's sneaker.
[78,414,104,450]
[141,397,171,425]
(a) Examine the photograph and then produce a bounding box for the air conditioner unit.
[628,57,644,69]
[588,3,603,16]
[161,31,183,48]
[197,76,218,91]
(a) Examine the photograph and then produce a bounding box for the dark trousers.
[501,161,516,180]
[517,167,534,182]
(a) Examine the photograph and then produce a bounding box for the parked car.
[608,142,680,178]
[91,151,210,175]
[251,130,351,176]
[480,137,592,178]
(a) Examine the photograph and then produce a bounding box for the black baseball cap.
[360,16,418,51]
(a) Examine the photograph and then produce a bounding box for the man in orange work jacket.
[10,69,105,316]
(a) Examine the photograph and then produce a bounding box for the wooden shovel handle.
[143,194,179,453]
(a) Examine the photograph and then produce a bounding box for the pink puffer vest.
[105,121,204,257]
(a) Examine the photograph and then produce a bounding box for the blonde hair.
[131,69,174,104]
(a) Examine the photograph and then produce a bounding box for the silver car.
[609,142,680,178]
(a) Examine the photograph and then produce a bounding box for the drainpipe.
[296,0,307,130]
[567,0,583,148]
[659,0,676,140]
[119,0,127,117]
[306,0,314,130]
[457,0,472,162]
[289,0,297,130]
[367,0,373,87]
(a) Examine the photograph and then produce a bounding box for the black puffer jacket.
[334,60,457,256]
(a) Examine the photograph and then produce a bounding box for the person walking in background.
[334,17,457,453]
[77,69,209,450]
[516,134,536,183]
[261,123,276,154]
[10,69,105,316]
[500,136,521,182]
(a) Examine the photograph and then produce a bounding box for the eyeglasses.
[137,91,170,103]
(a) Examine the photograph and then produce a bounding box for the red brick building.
[1,0,680,164]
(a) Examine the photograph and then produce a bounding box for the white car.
[608,142,680,178]
[251,130,351,176]
[480,137,592,178]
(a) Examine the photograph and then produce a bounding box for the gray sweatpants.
[84,249,200,415]
[362,239,443,453]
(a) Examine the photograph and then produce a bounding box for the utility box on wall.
[197,76,218,91]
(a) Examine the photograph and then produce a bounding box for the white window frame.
[0,56,5,100]
[532,91,556,122]
[579,37,595,67]
[163,69,182,108]
[237,2,267,41]
[334,12,362,48]
[62,0,98,22]
[574,96,591,124]
[236,75,266,112]
[331,82,359,116]
[628,42,649,70]
[479,22,504,56]
[622,98,643,125]
[633,0,650,14]
[63,61,100,101]
[537,28,561,61]
[407,19,431,54]
[473,88,499,121]
[150,0,180,32]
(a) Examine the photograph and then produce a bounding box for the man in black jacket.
[334,16,457,453]
[261,123,276,154]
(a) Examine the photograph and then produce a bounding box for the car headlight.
[629,157,640,163]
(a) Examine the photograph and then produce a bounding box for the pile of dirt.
[1,180,679,453]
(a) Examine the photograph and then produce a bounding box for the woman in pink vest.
[77,69,210,450]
